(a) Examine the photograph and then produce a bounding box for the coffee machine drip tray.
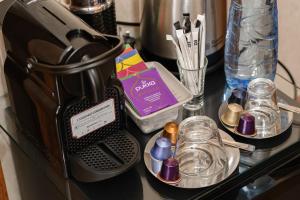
[62,87,140,182]
[69,131,140,182]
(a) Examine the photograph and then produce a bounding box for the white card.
[70,99,116,139]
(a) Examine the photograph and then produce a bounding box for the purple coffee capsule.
[150,137,172,160]
[236,113,256,136]
[228,88,247,107]
[159,158,180,182]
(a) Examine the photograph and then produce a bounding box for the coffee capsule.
[228,88,247,107]
[150,137,172,174]
[221,103,244,127]
[159,158,181,183]
[150,154,163,174]
[162,122,179,145]
[236,113,256,136]
[150,137,172,160]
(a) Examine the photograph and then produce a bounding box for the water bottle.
[225,0,278,89]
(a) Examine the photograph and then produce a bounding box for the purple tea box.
[121,68,178,117]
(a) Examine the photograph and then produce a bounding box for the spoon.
[209,139,255,152]
[222,139,255,152]
[278,103,300,114]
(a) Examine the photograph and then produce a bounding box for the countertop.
[1,67,300,200]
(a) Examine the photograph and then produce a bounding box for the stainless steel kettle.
[140,0,226,67]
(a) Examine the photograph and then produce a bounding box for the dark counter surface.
[1,67,300,200]
[69,68,300,200]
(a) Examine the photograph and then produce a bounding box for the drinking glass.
[175,116,228,180]
[177,58,208,110]
[244,78,281,136]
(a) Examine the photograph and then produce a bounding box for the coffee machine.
[1,0,140,182]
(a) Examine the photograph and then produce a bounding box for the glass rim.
[247,78,276,96]
[178,116,221,141]
[177,57,208,71]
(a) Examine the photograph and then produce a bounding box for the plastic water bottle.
[225,0,278,89]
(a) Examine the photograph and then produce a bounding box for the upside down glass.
[244,78,281,136]
[177,58,208,110]
[175,116,228,181]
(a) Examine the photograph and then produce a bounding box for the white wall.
[276,0,300,99]
[278,0,300,81]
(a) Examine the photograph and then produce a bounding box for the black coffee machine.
[1,0,140,182]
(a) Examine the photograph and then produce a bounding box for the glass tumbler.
[245,78,281,136]
[177,58,208,110]
[175,116,228,180]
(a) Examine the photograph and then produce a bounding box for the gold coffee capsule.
[221,103,243,127]
[162,122,179,145]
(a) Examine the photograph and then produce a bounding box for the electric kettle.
[140,0,226,70]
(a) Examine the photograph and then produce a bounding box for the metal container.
[140,0,226,67]
[70,0,113,14]
[69,0,117,35]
